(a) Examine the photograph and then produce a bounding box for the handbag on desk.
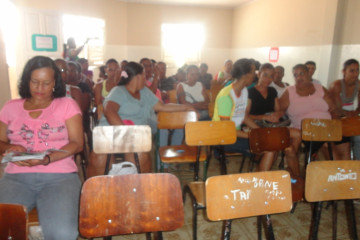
[254,113,291,128]
[108,161,138,175]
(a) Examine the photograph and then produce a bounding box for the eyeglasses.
[30,79,53,88]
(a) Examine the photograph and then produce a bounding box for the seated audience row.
[87,62,195,177]
[0,55,359,239]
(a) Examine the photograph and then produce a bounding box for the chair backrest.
[92,125,152,154]
[0,203,27,239]
[185,121,237,146]
[341,116,360,137]
[205,170,292,221]
[157,111,197,130]
[205,89,211,101]
[79,173,184,238]
[301,118,342,141]
[209,82,223,102]
[167,90,178,104]
[208,101,215,119]
[305,160,360,202]
[249,127,290,153]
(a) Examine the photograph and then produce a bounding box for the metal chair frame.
[206,171,293,240]
[183,121,237,240]
[306,160,360,240]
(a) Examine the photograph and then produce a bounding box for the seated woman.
[329,59,360,160]
[67,61,92,114]
[0,56,83,239]
[280,64,342,177]
[87,62,194,177]
[54,58,83,110]
[77,58,94,85]
[93,58,120,120]
[98,65,107,82]
[67,61,92,147]
[246,63,283,171]
[199,63,213,90]
[247,63,283,125]
[270,65,289,97]
[215,59,233,85]
[177,65,210,120]
[212,58,275,171]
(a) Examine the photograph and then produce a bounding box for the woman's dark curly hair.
[18,56,66,99]
[118,62,144,86]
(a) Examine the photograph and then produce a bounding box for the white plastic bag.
[108,161,138,175]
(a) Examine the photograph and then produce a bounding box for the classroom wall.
[231,0,339,86]
[333,0,360,83]
[232,0,338,47]
[2,0,360,105]
[10,0,233,77]
[13,0,128,45]
[4,0,129,102]
[231,0,360,86]
[0,30,12,108]
[120,3,233,75]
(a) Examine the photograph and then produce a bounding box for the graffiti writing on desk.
[302,131,312,136]
[228,177,283,201]
[328,169,357,182]
[230,189,251,200]
[310,120,327,127]
[237,177,279,189]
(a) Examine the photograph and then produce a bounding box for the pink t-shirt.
[146,80,162,102]
[287,83,331,129]
[0,97,81,174]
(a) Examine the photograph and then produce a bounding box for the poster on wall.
[31,34,57,52]
[269,47,279,62]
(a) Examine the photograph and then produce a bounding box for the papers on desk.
[1,149,67,163]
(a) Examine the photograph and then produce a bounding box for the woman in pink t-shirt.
[0,56,83,239]
[280,64,338,177]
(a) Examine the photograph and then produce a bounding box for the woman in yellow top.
[93,59,120,120]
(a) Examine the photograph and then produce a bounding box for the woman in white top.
[269,65,289,97]
[54,59,83,111]
[177,65,210,120]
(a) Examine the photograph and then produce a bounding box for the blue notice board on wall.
[32,34,57,52]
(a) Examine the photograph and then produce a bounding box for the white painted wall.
[2,0,359,104]
[0,30,12,108]
[232,45,335,86]
[104,45,231,77]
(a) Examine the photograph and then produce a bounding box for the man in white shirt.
[305,61,322,85]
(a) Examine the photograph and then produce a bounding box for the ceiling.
[120,0,253,8]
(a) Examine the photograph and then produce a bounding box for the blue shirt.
[99,86,159,126]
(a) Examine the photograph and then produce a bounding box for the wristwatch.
[43,154,51,166]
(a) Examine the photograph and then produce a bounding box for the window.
[161,23,204,68]
[62,15,105,66]
[0,0,18,66]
